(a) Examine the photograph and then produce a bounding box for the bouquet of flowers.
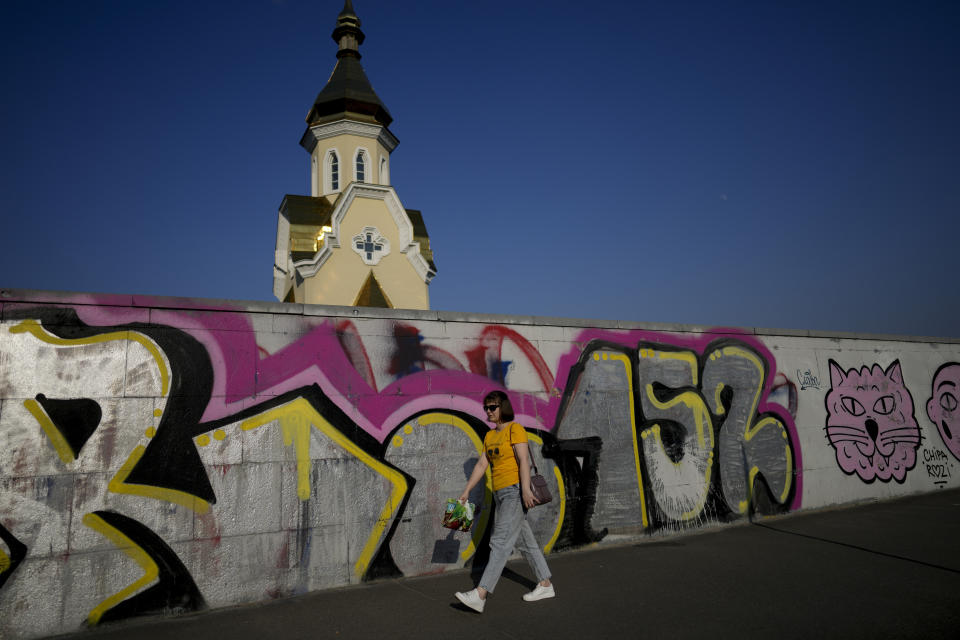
[441,498,475,532]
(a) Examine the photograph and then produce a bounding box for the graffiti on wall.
[552,338,798,538]
[12,299,958,637]
[919,446,954,487]
[0,521,26,590]
[927,363,960,462]
[824,360,922,483]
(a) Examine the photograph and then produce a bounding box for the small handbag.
[509,423,552,506]
[529,467,552,506]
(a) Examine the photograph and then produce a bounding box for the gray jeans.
[478,484,552,593]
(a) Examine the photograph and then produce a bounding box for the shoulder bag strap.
[509,423,539,475]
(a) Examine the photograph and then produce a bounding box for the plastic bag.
[441,498,475,532]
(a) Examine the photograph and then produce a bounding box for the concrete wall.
[1,289,958,638]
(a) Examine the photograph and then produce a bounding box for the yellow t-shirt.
[484,422,528,491]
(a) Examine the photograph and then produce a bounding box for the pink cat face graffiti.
[824,359,920,483]
[927,363,960,461]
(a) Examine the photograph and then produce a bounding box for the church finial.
[332,0,365,59]
[305,0,392,127]
[339,0,357,19]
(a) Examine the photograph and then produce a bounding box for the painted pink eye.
[940,392,958,412]
[873,395,895,415]
[841,396,865,416]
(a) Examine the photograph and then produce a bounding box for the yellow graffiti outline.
[713,382,726,415]
[10,319,189,511]
[719,346,763,425]
[240,398,407,580]
[10,319,170,396]
[595,351,647,527]
[23,398,76,464]
[640,349,715,521]
[748,416,793,504]
[412,412,494,562]
[0,549,10,575]
[82,512,159,625]
[108,445,211,513]
[640,348,700,386]
[240,404,315,501]
[547,466,566,553]
[715,346,793,513]
[525,432,565,554]
[644,386,714,451]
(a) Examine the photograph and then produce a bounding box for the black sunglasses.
[484,404,500,412]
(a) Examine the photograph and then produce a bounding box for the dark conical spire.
[305,0,392,127]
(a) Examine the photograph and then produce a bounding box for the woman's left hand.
[521,486,536,509]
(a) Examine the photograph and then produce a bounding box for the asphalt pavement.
[54,489,960,639]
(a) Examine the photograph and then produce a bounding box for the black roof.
[306,55,392,127]
[306,0,392,128]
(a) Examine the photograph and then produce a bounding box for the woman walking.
[454,390,554,613]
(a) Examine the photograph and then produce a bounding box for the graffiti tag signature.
[922,447,953,487]
[797,369,821,390]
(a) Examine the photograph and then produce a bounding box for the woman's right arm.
[459,455,489,503]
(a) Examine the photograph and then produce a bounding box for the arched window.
[355,150,367,183]
[326,150,340,192]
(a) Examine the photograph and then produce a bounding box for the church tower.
[273,0,437,308]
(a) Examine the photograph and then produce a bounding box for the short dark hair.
[483,390,515,421]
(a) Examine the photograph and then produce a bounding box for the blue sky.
[2,1,958,337]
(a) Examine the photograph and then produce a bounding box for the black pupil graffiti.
[873,395,895,415]
[941,393,957,412]
[842,396,866,416]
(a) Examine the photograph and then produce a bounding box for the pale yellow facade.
[272,1,435,309]
[310,132,392,199]
[275,180,435,309]
[292,194,430,308]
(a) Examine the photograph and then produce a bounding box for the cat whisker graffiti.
[824,426,872,438]
[823,425,870,434]
[878,435,922,446]
[879,426,924,438]
[826,436,873,446]
[824,427,872,445]
[824,359,921,484]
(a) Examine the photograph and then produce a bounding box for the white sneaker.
[455,588,485,613]
[523,583,555,602]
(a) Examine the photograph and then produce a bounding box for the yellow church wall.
[301,196,428,309]
[312,132,391,197]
